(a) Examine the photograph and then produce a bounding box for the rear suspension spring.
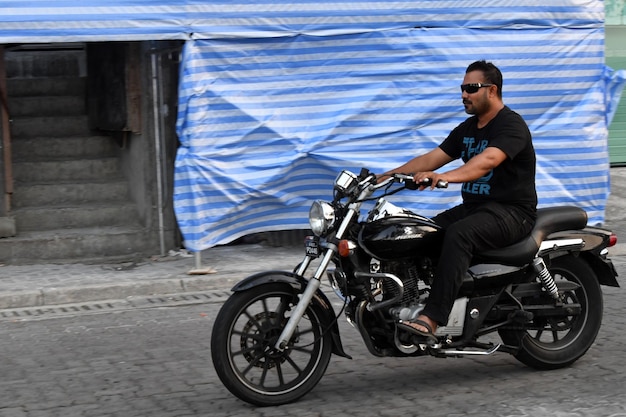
[532,257,559,300]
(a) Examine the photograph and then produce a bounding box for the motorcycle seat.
[474,206,588,266]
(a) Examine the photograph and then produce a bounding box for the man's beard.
[463,100,475,114]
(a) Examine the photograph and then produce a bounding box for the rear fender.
[579,252,619,287]
[547,228,619,287]
[232,271,352,359]
[548,226,612,254]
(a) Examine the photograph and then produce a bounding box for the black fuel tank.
[358,215,444,260]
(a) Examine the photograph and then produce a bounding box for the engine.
[376,258,434,320]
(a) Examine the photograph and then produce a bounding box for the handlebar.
[376,173,448,190]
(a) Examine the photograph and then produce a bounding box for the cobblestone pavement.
[0,259,624,417]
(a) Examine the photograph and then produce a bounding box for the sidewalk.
[1,167,625,310]
[0,244,306,309]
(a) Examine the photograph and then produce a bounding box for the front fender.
[231,270,352,359]
[232,270,306,292]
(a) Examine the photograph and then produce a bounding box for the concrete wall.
[116,41,183,253]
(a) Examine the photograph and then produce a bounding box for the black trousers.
[421,201,535,326]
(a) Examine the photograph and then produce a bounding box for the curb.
[0,274,242,310]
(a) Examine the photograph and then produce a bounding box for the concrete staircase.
[0,48,149,264]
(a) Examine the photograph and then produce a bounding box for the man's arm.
[414,146,507,188]
[382,147,454,178]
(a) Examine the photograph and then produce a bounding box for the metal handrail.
[0,45,13,214]
[0,46,9,117]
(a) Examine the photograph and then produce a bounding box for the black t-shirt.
[439,106,537,216]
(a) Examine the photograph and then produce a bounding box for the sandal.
[397,319,437,344]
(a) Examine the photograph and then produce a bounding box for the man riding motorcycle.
[211,60,618,407]
[381,60,537,341]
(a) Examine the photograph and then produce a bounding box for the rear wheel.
[499,254,603,370]
[211,283,333,406]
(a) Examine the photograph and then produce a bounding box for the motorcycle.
[210,168,619,406]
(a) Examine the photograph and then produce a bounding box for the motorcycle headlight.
[309,201,335,236]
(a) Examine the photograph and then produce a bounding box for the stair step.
[0,227,151,265]
[11,136,118,161]
[6,77,86,97]
[10,115,91,138]
[5,49,85,79]
[1,50,155,265]
[12,180,131,208]
[13,158,121,183]
[9,95,86,117]
[13,203,140,231]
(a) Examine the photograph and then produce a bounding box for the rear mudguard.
[548,227,619,287]
[232,270,352,359]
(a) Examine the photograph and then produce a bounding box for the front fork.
[275,208,361,351]
[274,248,335,350]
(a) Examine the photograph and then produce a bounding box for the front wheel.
[211,283,333,406]
[499,254,604,370]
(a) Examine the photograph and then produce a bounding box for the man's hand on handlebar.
[375,172,448,189]
[413,171,448,190]
[376,173,391,184]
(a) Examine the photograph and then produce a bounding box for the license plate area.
[304,236,320,258]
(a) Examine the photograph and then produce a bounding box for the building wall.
[607,1,626,165]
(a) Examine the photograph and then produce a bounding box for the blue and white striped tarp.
[3,0,622,251]
[0,0,609,43]
[174,5,626,251]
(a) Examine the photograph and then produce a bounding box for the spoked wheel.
[211,283,333,406]
[499,254,603,370]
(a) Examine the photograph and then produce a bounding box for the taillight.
[609,233,618,247]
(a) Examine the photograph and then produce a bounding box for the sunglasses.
[460,83,493,94]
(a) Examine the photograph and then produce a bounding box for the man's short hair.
[466,60,503,98]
